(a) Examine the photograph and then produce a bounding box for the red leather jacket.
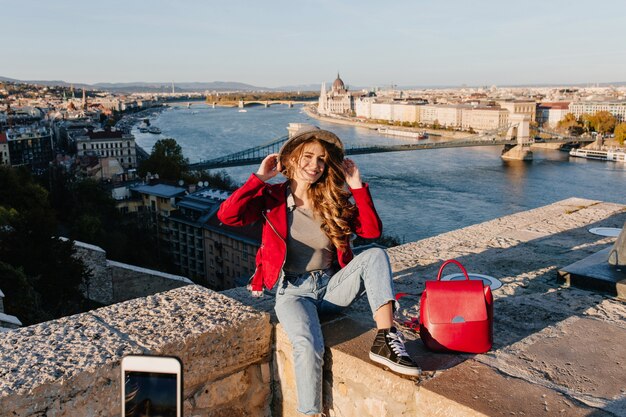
[217,174,382,292]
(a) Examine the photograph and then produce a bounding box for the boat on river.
[378,127,428,139]
[569,147,626,163]
[147,126,162,134]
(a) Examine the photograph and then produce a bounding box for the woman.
[217,127,420,415]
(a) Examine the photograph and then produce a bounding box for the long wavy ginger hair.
[283,139,356,250]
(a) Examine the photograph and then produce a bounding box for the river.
[134,103,626,243]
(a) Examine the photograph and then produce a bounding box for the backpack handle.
[436,259,470,281]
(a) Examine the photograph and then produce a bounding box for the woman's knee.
[361,247,389,265]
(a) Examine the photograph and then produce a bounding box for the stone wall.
[71,240,193,305]
[0,285,272,417]
[108,260,193,303]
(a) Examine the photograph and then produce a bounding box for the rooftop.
[131,183,187,199]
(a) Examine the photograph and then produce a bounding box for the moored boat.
[569,147,626,163]
[378,127,428,139]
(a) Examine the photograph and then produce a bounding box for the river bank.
[302,105,469,140]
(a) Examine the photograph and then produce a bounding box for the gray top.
[283,190,334,273]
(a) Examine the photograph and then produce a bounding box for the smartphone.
[121,355,183,417]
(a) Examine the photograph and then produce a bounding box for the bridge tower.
[239,100,245,108]
[502,114,533,161]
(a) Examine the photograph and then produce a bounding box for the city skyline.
[2,0,626,88]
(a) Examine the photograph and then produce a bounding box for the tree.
[46,170,179,275]
[138,138,189,181]
[183,170,239,191]
[557,113,580,133]
[615,123,626,146]
[580,113,594,134]
[590,111,617,134]
[0,166,89,324]
[0,261,43,325]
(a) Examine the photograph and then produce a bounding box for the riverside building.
[536,102,571,128]
[355,99,511,132]
[355,97,423,123]
[318,73,356,116]
[461,106,509,131]
[497,100,537,123]
[569,101,626,123]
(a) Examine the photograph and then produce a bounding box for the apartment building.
[0,133,9,165]
[536,102,570,128]
[75,129,137,169]
[461,107,509,131]
[569,101,626,123]
[121,183,261,290]
[3,125,54,168]
[355,98,422,123]
[497,100,536,123]
[163,188,261,290]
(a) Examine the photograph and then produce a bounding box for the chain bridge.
[188,116,594,170]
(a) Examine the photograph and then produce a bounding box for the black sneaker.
[369,327,421,376]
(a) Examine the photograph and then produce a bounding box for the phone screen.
[124,371,178,417]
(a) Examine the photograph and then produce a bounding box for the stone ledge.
[0,285,272,417]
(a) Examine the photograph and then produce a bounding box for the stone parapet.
[0,285,272,416]
[71,239,193,305]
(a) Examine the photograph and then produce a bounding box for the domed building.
[318,73,355,116]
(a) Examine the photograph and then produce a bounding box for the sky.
[2,0,625,88]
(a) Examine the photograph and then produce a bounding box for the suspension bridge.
[188,116,594,171]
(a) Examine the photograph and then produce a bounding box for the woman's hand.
[256,153,282,182]
[343,158,363,189]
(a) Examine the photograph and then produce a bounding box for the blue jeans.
[274,248,395,415]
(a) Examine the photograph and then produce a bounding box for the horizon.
[2,75,626,92]
[1,1,625,88]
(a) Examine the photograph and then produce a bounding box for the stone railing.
[71,240,193,305]
[0,285,272,416]
[2,198,625,417]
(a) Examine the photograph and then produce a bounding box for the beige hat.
[278,127,344,166]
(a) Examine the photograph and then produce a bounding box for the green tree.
[614,123,626,146]
[0,166,89,324]
[139,138,189,181]
[0,262,43,325]
[46,171,178,274]
[183,170,239,191]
